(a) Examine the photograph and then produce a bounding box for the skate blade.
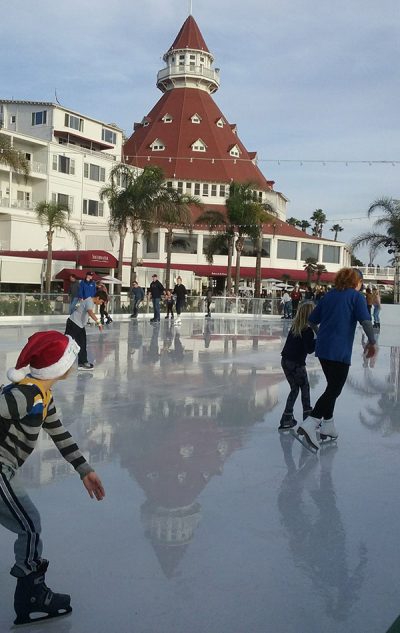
[13,606,72,627]
[290,429,319,454]
[318,434,338,442]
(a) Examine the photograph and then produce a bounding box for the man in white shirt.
[64,290,106,370]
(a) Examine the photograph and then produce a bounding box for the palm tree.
[330,223,344,241]
[310,209,327,237]
[287,217,300,227]
[155,190,202,289]
[254,202,276,298]
[100,164,131,293]
[299,220,311,233]
[227,182,275,292]
[0,133,30,178]
[351,198,400,303]
[195,210,235,293]
[303,257,318,286]
[34,201,80,294]
[315,263,327,284]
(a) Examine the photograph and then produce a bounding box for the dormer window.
[216,117,225,128]
[230,124,237,135]
[162,114,173,123]
[191,138,207,152]
[191,113,202,124]
[229,144,241,158]
[150,138,165,151]
[142,117,151,127]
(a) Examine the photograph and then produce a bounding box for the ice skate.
[78,362,94,371]
[13,560,72,625]
[278,415,298,431]
[293,416,321,453]
[174,318,182,325]
[318,418,338,442]
[302,409,313,421]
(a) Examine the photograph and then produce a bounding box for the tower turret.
[156,16,220,94]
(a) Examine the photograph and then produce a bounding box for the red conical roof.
[168,15,210,53]
[124,88,273,190]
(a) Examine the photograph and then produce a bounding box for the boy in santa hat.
[0,330,105,625]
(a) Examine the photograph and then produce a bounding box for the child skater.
[0,331,105,625]
[279,301,316,430]
[164,290,175,320]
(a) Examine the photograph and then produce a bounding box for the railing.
[358,266,395,278]
[0,197,10,208]
[58,141,118,162]
[10,199,33,210]
[31,161,47,174]
[157,65,220,85]
[0,293,283,318]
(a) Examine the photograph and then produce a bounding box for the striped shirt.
[0,377,93,479]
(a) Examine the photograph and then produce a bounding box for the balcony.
[358,266,395,279]
[0,197,10,209]
[30,161,47,174]
[157,64,220,90]
[10,199,34,210]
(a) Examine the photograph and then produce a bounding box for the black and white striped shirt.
[0,378,93,479]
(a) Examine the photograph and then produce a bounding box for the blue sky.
[2,0,399,263]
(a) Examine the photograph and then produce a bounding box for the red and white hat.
[7,331,80,382]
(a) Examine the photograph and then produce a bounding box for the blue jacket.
[78,280,96,299]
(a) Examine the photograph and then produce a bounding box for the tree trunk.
[254,230,263,298]
[235,237,244,292]
[45,231,53,295]
[307,268,312,286]
[130,226,139,287]
[116,226,126,295]
[395,252,400,305]
[165,229,172,290]
[226,236,234,294]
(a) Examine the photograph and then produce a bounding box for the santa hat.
[7,331,80,382]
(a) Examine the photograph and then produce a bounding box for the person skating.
[130,280,145,318]
[68,273,80,314]
[65,290,107,370]
[96,281,112,325]
[295,268,377,452]
[205,285,213,317]
[290,285,302,317]
[0,331,105,625]
[281,290,292,319]
[164,290,175,319]
[148,274,164,323]
[372,286,381,329]
[279,301,316,431]
[78,271,96,300]
[172,276,187,325]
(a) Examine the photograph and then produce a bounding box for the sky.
[2,0,399,264]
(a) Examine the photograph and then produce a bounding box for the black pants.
[175,299,184,316]
[100,303,110,323]
[311,358,350,420]
[166,304,174,317]
[65,319,87,364]
[281,358,311,418]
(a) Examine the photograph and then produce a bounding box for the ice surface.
[0,315,399,633]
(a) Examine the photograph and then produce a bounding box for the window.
[277,240,297,260]
[31,111,47,126]
[203,236,228,256]
[258,191,263,202]
[186,182,192,191]
[194,183,200,195]
[25,153,31,161]
[301,243,319,261]
[162,114,173,123]
[84,163,105,181]
[171,233,197,254]
[64,113,84,132]
[241,238,271,258]
[11,115,16,124]
[53,155,75,175]
[229,145,241,157]
[52,192,73,211]
[216,118,225,128]
[83,199,104,217]
[211,184,217,196]
[323,245,340,264]
[150,138,165,151]
[191,114,202,124]
[177,181,183,194]
[220,184,226,197]
[192,138,206,152]
[202,184,209,197]
[145,232,159,254]
[166,181,173,191]
[102,128,117,144]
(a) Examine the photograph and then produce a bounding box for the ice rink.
[0,315,399,633]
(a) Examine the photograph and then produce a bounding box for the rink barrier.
[0,293,397,324]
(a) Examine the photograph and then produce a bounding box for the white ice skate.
[174,318,182,325]
[293,416,321,453]
[318,418,338,442]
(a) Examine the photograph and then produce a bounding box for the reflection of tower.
[277,435,367,620]
[115,415,242,577]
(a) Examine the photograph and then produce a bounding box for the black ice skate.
[278,416,298,431]
[13,560,72,626]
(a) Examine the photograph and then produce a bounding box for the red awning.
[0,250,118,268]
[139,261,337,283]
